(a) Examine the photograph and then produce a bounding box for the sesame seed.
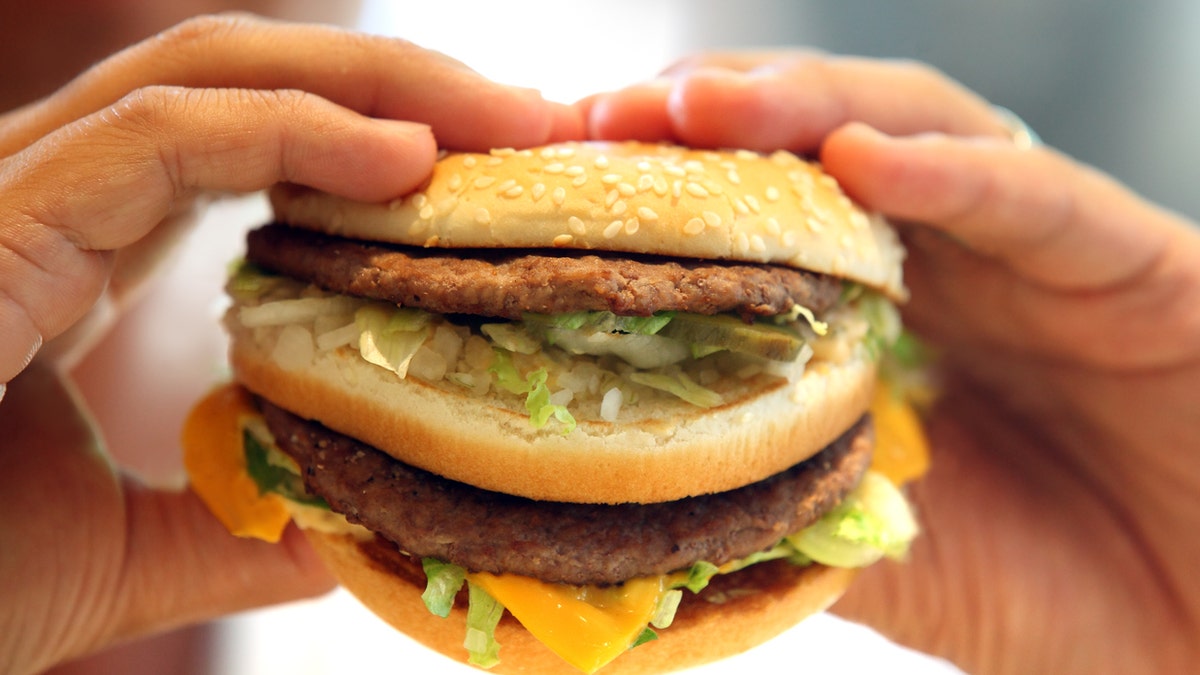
[496,179,517,193]
[540,147,557,159]
[636,160,652,172]
[491,147,515,157]
[783,231,798,247]
[683,218,706,235]
[624,217,640,235]
[745,195,761,213]
[611,200,628,215]
[594,155,610,169]
[683,160,705,173]
[388,198,403,211]
[503,185,524,198]
[685,182,709,198]
[463,156,478,168]
[735,232,750,254]
[603,220,623,239]
[571,175,587,187]
[765,186,781,202]
[544,163,566,174]
[552,187,567,205]
[637,206,659,222]
[556,146,576,158]
[664,164,686,178]
[567,216,586,235]
[553,234,574,246]
[473,176,496,189]
[734,198,750,215]
[765,217,782,235]
[605,189,620,207]
[637,174,655,191]
[653,176,669,196]
[672,180,683,199]
[412,193,428,208]
[617,182,636,197]
[601,173,622,185]
[448,174,464,191]
[486,157,504,167]
[474,208,492,225]
[424,235,440,247]
[806,216,824,232]
[531,183,546,201]
[727,169,741,185]
[702,211,722,227]
[564,165,585,177]
[419,204,435,220]
[750,234,766,253]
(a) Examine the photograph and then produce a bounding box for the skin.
[0,15,583,675]
[586,51,1200,674]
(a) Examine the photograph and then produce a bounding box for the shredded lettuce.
[488,350,577,432]
[523,311,676,336]
[242,429,328,508]
[524,369,578,433]
[480,323,542,355]
[788,471,918,567]
[464,582,505,669]
[421,558,467,618]
[355,304,431,378]
[627,370,723,409]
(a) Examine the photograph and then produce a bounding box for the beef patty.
[261,400,873,586]
[245,223,843,320]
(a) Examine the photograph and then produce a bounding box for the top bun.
[270,142,906,300]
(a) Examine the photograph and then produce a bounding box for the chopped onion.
[600,387,623,422]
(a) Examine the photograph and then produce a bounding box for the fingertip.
[586,80,676,142]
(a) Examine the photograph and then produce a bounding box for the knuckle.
[151,12,254,52]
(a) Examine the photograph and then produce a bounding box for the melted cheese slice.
[469,572,664,674]
[182,384,292,542]
[868,384,932,485]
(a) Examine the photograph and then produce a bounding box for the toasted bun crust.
[306,530,857,675]
[227,314,875,504]
[269,142,906,300]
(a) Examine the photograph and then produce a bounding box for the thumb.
[0,366,333,673]
[117,484,337,641]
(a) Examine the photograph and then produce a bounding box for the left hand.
[0,15,584,675]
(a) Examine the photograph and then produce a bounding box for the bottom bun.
[305,530,857,675]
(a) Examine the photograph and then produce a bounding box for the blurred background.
[7,0,1194,673]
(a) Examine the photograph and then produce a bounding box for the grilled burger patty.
[244,223,844,320]
[262,400,873,586]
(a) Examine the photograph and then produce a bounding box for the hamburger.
[182,141,930,674]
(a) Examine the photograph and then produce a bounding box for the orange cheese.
[868,384,931,485]
[181,383,292,542]
[468,572,665,674]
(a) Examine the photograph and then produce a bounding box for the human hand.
[587,52,1200,674]
[0,14,583,674]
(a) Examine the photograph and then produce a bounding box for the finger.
[0,85,435,384]
[0,366,333,671]
[822,123,1177,291]
[824,124,1200,370]
[590,52,1008,152]
[586,79,678,142]
[1,13,562,156]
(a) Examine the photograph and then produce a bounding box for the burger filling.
[227,224,901,433]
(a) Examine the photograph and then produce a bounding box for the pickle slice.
[657,313,806,361]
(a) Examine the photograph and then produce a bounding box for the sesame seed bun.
[306,529,857,675]
[269,142,907,300]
